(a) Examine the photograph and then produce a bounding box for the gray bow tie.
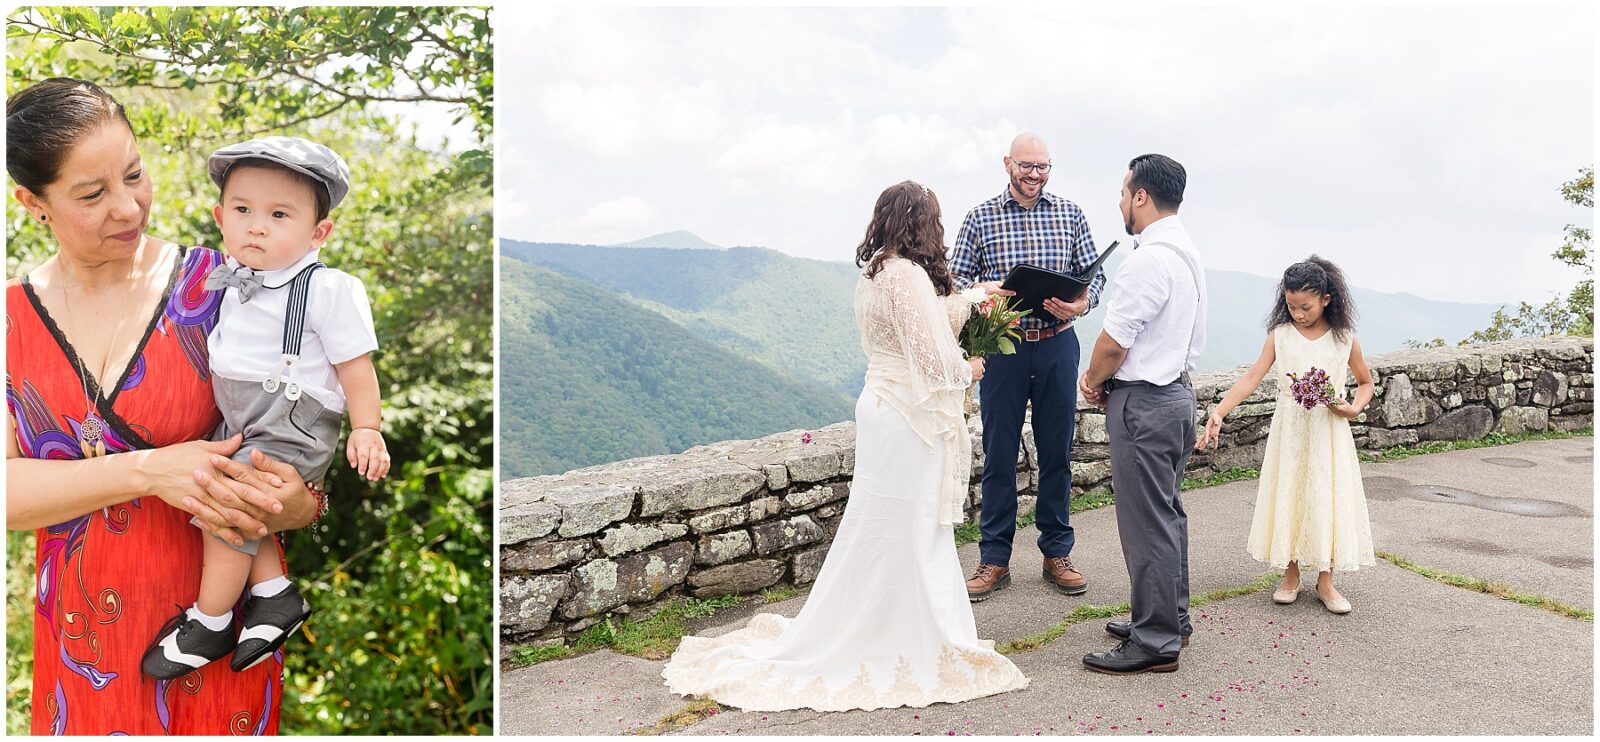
[205,264,264,302]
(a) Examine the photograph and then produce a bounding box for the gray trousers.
[196,375,344,555]
[1107,380,1197,658]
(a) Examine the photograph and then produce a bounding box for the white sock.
[187,604,232,631]
[249,575,292,598]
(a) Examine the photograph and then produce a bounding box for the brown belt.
[1021,323,1072,342]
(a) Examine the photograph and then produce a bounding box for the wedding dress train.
[661,257,1028,712]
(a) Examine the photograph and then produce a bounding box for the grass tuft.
[1358,427,1590,462]
[508,644,575,665]
[1377,550,1593,622]
[996,571,1283,655]
[633,698,725,736]
[506,594,745,667]
[760,584,803,604]
[1181,467,1262,491]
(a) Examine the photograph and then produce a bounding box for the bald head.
[1004,132,1052,206]
[1009,132,1050,161]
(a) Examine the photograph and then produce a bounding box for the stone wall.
[500,337,1592,645]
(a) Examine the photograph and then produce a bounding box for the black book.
[998,241,1120,317]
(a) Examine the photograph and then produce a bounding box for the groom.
[951,132,1105,601]
[1079,153,1206,674]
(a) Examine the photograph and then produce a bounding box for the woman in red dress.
[6,78,319,734]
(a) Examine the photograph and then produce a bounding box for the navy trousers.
[975,327,1079,566]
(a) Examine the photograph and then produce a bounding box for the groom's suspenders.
[1140,241,1201,387]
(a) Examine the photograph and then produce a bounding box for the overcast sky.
[498,5,1593,305]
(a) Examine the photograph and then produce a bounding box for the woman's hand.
[193,449,317,534]
[1196,410,1225,451]
[968,356,986,382]
[143,435,269,546]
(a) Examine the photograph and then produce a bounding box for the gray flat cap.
[208,136,352,210]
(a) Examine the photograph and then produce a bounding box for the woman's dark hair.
[1128,153,1186,211]
[855,180,955,296]
[6,77,133,195]
[1267,254,1358,341]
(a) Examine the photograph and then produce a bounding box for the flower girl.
[1198,256,1376,613]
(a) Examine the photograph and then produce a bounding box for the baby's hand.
[347,427,391,481]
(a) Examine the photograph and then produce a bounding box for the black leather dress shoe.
[1105,620,1190,647]
[1083,639,1180,675]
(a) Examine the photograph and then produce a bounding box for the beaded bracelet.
[308,480,330,526]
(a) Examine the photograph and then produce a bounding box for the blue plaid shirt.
[949,188,1105,330]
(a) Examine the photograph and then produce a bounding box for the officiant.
[950,132,1107,601]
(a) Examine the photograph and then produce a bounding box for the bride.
[661,181,1028,712]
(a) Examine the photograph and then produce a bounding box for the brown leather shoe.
[966,563,1011,602]
[1043,555,1088,595]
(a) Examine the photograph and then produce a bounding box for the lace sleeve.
[880,260,973,404]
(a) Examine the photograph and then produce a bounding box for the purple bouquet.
[1286,367,1339,410]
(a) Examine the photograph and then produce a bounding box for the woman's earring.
[37,214,47,223]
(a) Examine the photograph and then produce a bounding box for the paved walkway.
[501,437,1595,735]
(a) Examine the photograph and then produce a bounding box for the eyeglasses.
[1012,161,1052,174]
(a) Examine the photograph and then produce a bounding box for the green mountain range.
[499,258,854,478]
[501,235,1502,476]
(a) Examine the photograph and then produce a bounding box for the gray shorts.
[194,374,344,554]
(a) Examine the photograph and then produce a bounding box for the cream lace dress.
[661,257,1029,712]
[1247,324,1376,572]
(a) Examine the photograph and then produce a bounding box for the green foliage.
[6,8,491,735]
[6,534,35,737]
[959,295,1026,358]
[1463,166,1594,343]
[499,257,854,478]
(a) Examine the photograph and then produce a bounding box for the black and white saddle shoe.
[141,606,235,679]
[230,583,312,672]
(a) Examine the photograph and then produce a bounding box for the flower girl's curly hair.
[1267,255,1358,342]
[855,180,955,296]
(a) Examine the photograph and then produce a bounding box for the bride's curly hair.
[855,180,956,296]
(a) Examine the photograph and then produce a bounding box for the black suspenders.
[261,262,324,401]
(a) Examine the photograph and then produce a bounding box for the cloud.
[574,196,660,235]
[497,5,1594,303]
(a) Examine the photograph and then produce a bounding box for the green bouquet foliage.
[959,294,1029,358]
[6,6,492,735]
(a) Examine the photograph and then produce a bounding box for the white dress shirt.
[209,249,378,410]
[1100,215,1207,385]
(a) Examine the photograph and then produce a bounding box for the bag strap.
[1140,241,1201,385]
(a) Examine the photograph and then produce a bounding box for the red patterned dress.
[7,245,286,735]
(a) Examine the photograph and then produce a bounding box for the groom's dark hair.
[1127,154,1185,211]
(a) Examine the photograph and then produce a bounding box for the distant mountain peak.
[611,231,723,250]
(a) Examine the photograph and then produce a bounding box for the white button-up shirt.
[1100,215,1207,385]
[208,249,378,410]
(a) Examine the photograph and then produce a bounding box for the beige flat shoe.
[1272,586,1300,604]
[1317,592,1352,614]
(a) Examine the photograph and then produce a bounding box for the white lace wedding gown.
[661,257,1028,712]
